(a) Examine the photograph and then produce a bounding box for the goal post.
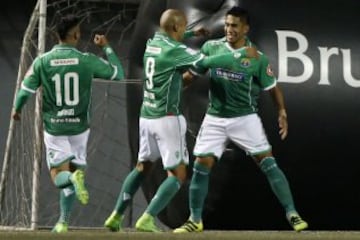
[31,0,46,230]
[0,0,47,230]
[0,0,147,230]
[0,0,41,229]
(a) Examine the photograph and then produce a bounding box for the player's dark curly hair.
[226,6,250,25]
[56,14,81,40]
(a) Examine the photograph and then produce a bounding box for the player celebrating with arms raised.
[12,14,124,233]
[174,6,308,233]
[104,8,258,232]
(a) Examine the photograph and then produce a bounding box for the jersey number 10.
[52,72,79,106]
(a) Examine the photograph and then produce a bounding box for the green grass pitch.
[1,230,360,240]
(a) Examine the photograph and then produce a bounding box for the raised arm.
[94,34,125,80]
[183,46,259,87]
[183,27,210,39]
[197,46,259,69]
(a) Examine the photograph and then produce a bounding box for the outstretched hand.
[278,113,288,140]
[193,27,210,37]
[245,47,259,59]
[12,112,21,121]
[94,34,109,47]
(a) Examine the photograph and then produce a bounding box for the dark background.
[0,1,36,162]
[1,0,360,230]
[126,0,360,230]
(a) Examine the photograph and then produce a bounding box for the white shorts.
[138,115,189,169]
[194,114,271,159]
[44,129,90,169]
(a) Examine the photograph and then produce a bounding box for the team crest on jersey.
[266,64,274,76]
[240,58,251,67]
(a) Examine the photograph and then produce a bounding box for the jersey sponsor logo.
[143,101,157,108]
[215,68,246,81]
[146,46,162,54]
[50,117,80,123]
[144,90,155,99]
[57,108,75,117]
[50,58,79,66]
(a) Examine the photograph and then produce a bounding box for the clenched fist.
[94,34,109,47]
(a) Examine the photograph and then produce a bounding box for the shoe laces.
[290,215,303,225]
[183,220,199,229]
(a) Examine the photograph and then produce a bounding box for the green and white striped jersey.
[20,44,124,135]
[140,32,204,118]
[194,37,277,117]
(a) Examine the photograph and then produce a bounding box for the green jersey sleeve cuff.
[102,45,125,80]
[14,88,32,112]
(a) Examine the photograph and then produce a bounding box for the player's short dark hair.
[56,14,81,40]
[226,6,250,25]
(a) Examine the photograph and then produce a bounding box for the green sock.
[146,176,180,216]
[58,185,75,223]
[54,171,72,188]
[260,157,296,213]
[115,168,144,214]
[189,162,210,223]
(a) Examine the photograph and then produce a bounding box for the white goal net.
[0,0,144,230]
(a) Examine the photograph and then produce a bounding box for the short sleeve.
[257,54,277,90]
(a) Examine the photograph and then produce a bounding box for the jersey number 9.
[145,57,155,89]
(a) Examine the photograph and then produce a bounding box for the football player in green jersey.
[174,7,308,233]
[12,14,124,233]
[104,9,258,232]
